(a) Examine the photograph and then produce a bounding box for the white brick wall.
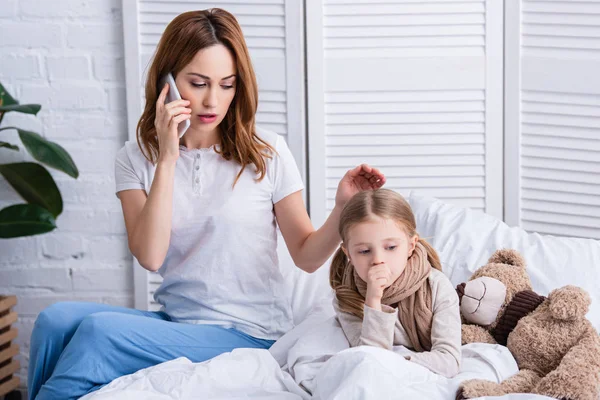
[0,0,133,389]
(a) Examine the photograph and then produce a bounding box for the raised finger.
[370,167,384,178]
[346,165,362,179]
[170,113,191,126]
[165,99,191,109]
[358,164,373,176]
[165,106,192,117]
[156,83,169,107]
[375,277,389,287]
[369,270,388,280]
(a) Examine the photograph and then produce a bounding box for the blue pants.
[28,302,274,400]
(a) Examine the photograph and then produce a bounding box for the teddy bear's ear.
[548,285,591,321]
[487,249,526,268]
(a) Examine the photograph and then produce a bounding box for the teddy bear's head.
[456,249,534,331]
[456,250,600,400]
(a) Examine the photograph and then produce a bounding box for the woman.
[28,9,385,400]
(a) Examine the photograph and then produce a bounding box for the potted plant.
[0,82,79,238]
[0,81,79,399]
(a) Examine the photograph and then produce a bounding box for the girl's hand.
[154,83,192,165]
[335,164,385,209]
[365,264,392,310]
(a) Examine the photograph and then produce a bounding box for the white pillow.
[277,231,333,326]
[407,191,600,330]
[278,192,600,331]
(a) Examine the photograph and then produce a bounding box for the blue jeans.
[28,302,274,400]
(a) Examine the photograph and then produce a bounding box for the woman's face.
[175,44,237,136]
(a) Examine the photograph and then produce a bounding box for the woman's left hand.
[335,164,386,208]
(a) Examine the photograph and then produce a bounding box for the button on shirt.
[115,127,304,340]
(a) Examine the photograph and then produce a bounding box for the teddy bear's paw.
[534,375,597,400]
[457,379,505,399]
[461,324,497,345]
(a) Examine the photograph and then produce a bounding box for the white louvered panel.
[324,0,486,58]
[256,90,287,137]
[124,0,305,310]
[308,0,503,227]
[522,0,600,57]
[324,89,486,212]
[519,90,600,239]
[506,1,600,240]
[139,1,285,58]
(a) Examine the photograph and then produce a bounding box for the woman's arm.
[274,164,385,273]
[274,191,341,273]
[118,84,190,272]
[118,160,176,272]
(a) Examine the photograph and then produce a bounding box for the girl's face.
[175,44,237,136]
[343,216,418,287]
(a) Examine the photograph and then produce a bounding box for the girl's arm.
[275,164,385,273]
[405,275,462,378]
[335,300,398,349]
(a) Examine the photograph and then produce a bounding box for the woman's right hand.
[154,83,191,164]
[365,264,392,310]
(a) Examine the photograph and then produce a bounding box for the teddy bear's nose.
[456,282,466,304]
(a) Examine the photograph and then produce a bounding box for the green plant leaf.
[0,203,57,238]
[0,82,18,107]
[0,141,19,151]
[0,103,41,115]
[0,162,63,217]
[18,130,79,178]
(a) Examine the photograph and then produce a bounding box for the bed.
[81,192,600,400]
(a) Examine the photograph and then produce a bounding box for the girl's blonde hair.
[136,8,274,186]
[329,189,442,319]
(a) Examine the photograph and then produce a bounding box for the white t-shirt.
[114,127,304,340]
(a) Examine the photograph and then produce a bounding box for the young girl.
[330,189,461,378]
[28,8,385,400]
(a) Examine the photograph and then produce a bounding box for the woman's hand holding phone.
[155,83,192,165]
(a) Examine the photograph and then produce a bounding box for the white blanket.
[80,344,553,400]
[273,305,550,400]
[80,349,308,400]
[81,304,556,400]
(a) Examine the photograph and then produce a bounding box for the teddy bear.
[455,249,600,400]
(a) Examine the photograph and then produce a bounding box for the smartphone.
[159,72,190,138]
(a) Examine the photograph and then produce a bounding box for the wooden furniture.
[0,296,19,398]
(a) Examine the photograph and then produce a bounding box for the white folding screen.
[505,0,600,239]
[122,0,599,311]
[122,0,305,310]
[306,0,504,227]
